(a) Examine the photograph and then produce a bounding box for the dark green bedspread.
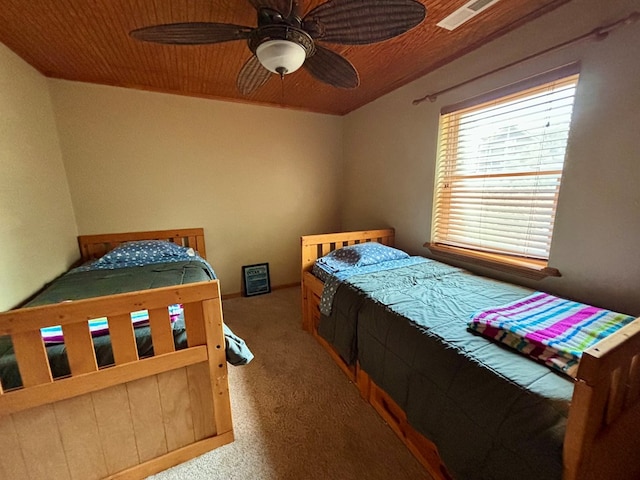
[25,260,214,303]
[1,261,253,390]
[321,260,573,480]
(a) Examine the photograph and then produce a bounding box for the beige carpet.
[147,287,431,480]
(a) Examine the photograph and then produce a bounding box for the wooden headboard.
[300,228,395,274]
[78,228,207,262]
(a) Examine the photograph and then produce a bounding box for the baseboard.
[221,282,300,300]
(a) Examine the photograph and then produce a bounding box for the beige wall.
[0,45,78,310]
[342,0,640,315]
[49,81,343,295]
[3,0,637,312]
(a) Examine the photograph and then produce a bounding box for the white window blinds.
[433,66,580,260]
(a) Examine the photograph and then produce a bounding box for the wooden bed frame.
[0,228,233,480]
[301,228,640,480]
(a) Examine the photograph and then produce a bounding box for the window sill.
[424,243,561,280]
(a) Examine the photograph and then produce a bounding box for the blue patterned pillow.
[97,240,194,266]
[316,243,409,274]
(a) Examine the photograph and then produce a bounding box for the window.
[430,64,580,278]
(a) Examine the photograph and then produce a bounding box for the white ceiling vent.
[437,0,501,30]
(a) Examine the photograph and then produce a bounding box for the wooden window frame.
[429,63,581,279]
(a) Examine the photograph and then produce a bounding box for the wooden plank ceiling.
[0,0,569,115]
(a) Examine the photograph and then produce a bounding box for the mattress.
[0,260,252,390]
[319,259,573,480]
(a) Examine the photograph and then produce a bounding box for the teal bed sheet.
[320,259,573,480]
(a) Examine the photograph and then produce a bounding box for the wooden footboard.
[0,280,232,480]
[564,317,640,480]
[300,228,640,480]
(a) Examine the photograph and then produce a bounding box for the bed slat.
[62,322,99,375]
[12,331,53,387]
[109,314,139,365]
[92,385,140,474]
[626,354,640,408]
[187,362,216,440]
[149,307,176,355]
[127,376,169,463]
[195,234,207,260]
[158,369,196,451]
[13,405,71,479]
[184,302,207,347]
[0,415,29,479]
[54,395,109,480]
[606,365,629,425]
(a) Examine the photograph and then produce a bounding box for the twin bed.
[301,229,640,480]
[5,225,638,479]
[0,228,251,480]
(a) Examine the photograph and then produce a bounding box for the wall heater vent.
[437,0,501,30]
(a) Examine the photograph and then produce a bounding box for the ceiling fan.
[130,0,426,95]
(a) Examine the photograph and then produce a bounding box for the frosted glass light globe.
[256,39,306,75]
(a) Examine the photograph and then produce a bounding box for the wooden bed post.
[202,285,233,436]
[301,237,319,333]
[194,232,207,260]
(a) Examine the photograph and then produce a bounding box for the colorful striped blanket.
[41,304,183,344]
[468,292,635,378]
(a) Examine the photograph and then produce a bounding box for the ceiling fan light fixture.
[256,39,306,75]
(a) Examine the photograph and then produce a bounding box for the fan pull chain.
[280,72,285,102]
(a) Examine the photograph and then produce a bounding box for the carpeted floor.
[147,286,431,480]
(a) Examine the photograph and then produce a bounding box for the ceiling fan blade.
[303,45,359,89]
[303,0,426,45]
[237,55,272,95]
[247,0,293,17]
[130,23,252,45]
